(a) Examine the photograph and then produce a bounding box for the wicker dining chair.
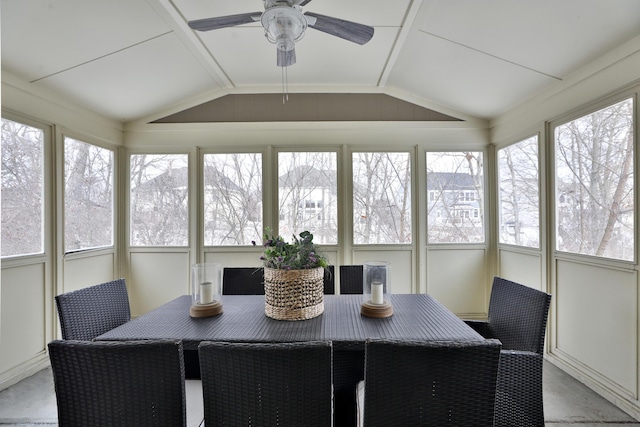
[199,341,333,427]
[55,278,130,341]
[323,264,336,294]
[222,267,265,295]
[358,338,502,426]
[340,264,363,294]
[465,276,552,427]
[48,339,186,427]
[222,266,335,294]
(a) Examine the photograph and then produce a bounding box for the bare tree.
[279,152,337,244]
[555,98,634,260]
[130,154,189,246]
[498,137,539,247]
[353,152,411,244]
[1,119,44,256]
[204,153,262,245]
[64,138,113,252]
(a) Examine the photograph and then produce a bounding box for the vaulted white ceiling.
[3,0,640,123]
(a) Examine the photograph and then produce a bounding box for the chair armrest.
[495,350,545,426]
[464,320,494,339]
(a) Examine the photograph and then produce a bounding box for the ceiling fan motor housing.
[261,5,307,52]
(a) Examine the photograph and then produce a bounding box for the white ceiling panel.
[3,0,640,122]
[32,33,220,121]
[173,0,409,27]
[198,26,398,87]
[416,0,640,78]
[1,0,170,81]
[388,31,556,119]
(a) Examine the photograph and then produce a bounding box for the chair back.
[199,341,332,427]
[222,267,264,295]
[487,277,552,354]
[55,278,130,340]
[48,339,186,426]
[362,339,501,427]
[323,265,335,294]
[340,265,363,294]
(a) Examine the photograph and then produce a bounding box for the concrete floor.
[0,361,638,426]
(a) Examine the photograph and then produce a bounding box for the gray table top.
[96,294,482,350]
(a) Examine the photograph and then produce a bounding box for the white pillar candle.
[199,281,214,305]
[371,281,384,305]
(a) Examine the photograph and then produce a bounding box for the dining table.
[97,293,483,427]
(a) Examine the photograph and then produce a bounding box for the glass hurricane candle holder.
[361,261,393,318]
[190,262,223,318]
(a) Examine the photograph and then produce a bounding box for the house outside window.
[427,152,484,244]
[278,152,337,244]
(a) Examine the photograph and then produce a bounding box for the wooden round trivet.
[361,300,393,318]
[190,300,223,318]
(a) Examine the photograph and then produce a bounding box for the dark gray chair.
[323,264,335,294]
[339,264,363,294]
[222,266,335,294]
[222,267,264,295]
[55,278,130,340]
[199,341,332,427]
[48,339,186,427]
[465,276,552,427]
[359,338,502,427]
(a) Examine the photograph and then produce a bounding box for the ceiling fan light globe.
[261,6,307,48]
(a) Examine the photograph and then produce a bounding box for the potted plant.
[255,228,328,320]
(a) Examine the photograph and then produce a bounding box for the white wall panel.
[0,264,47,373]
[498,249,543,291]
[62,253,116,293]
[555,259,637,396]
[353,250,413,294]
[129,252,190,316]
[427,248,487,316]
[204,251,263,269]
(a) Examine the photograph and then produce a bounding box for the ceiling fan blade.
[299,0,313,5]
[188,12,261,31]
[305,12,374,45]
[277,48,297,67]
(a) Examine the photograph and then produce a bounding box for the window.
[64,137,114,252]
[203,153,262,245]
[498,136,540,248]
[130,154,188,246]
[1,118,44,257]
[427,151,484,243]
[278,152,337,244]
[353,152,411,244]
[554,98,634,261]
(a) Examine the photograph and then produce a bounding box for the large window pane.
[204,153,262,245]
[353,152,412,244]
[555,98,634,261]
[278,152,337,244]
[498,136,540,248]
[64,137,114,252]
[427,152,484,243]
[1,118,44,257]
[130,154,188,246]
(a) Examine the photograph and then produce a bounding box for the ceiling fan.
[187,0,375,67]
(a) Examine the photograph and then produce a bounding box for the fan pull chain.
[281,66,289,104]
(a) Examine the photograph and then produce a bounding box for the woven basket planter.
[264,266,324,321]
